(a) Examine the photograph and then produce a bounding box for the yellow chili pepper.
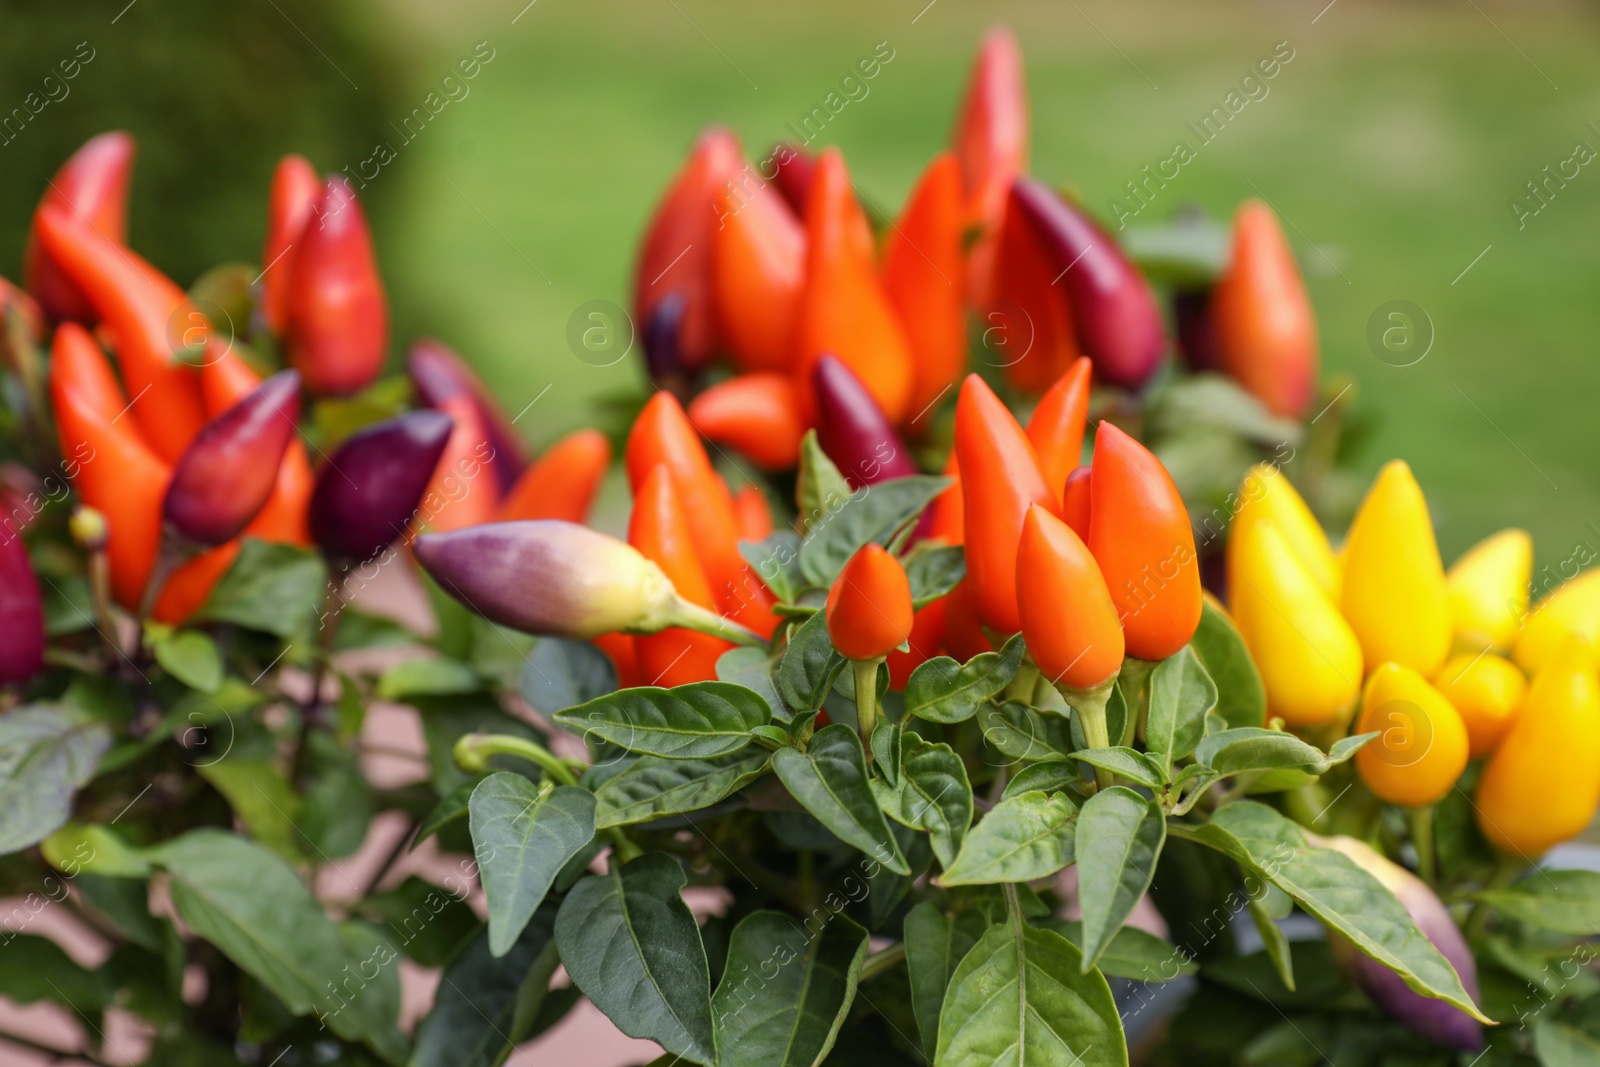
[1512,569,1600,676]
[1445,528,1530,654]
[1353,662,1469,807]
[1433,652,1526,758]
[1228,462,1340,603]
[1230,517,1362,727]
[1476,639,1600,857]
[1340,461,1451,677]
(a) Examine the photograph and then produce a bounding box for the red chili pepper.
[496,428,611,524]
[813,355,918,489]
[954,374,1056,634]
[408,338,528,496]
[1087,422,1201,660]
[1017,504,1123,688]
[793,149,913,424]
[768,142,816,218]
[687,372,805,471]
[33,206,208,463]
[200,349,312,546]
[1211,200,1319,418]
[417,394,499,534]
[1025,356,1092,505]
[712,178,804,373]
[259,154,320,338]
[1009,180,1166,390]
[1061,465,1091,541]
[286,177,388,397]
[883,152,967,419]
[24,131,136,324]
[989,186,1081,392]
[310,411,454,564]
[826,543,913,661]
[630,463,731,686]
[733,484,773,542]
[592,631,644,689]
[942,578,992,661]
[888,596,948,689]
[1172,287,1221,372]
[635,128,742,375]
[922,452,965,546]
[952,28,1027,307]
[0,526,46,685]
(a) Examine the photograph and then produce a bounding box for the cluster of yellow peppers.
[1227,459,1600,857]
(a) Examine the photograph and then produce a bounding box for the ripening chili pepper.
[954,374,1056,634]
[1340,461,1451,677]
[888,596,947,689]
[733,484,773,542]
[687,372,805,472]
[496,429,611,524]
[409,338,528,496]
[641,290,689,395]
[415,519,761,644]
[1087,422,1201,660]
[1445,528,1531,655]
[1017,505,1123,690]
[1354,662,1469,807]
[1211,201,1319,419]
[24,131,136,324]
[152,544,241,625]
[1009,180,1166,391]
[635,128,742,375]
[942,578,992,661]
[1061,466,1091,541]
[883,153,967,418]
[711,177,804,373]
[259,154,320,338]
[630,464,732,686]
[285,177,388,397]
[769,142,816,218]
[1513,569,1600,675]
[0,529,45,685]
[814,355,917,489]
[952,27,1027,307]
[989,186,1080,392]
[1226,517,1362,726]
[310,411,454,564]
[922,452,964,546]
[1434,652,1526,757]
[164,370,301,546]
[200,350,312,546]
[826,543,913,661]
[416,395,499,534]
[793,149,914,424]
[592,631,643,690]
[1172,287,1221,372]
[1025,357,1092,505]
[1227,463,1340,603]
[1476,639,1600,857]
[33,206,208,463]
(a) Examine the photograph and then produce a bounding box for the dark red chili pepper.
[814,355,917,489]
[0,527,45,686]
[24,131,136,324]
[1172,287,1221,372]
[310,411,454,564]
[768,142,816,218]
[408,337,528,496]
[286,177,389,397]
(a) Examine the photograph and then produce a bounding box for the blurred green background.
[3,0,1597,576]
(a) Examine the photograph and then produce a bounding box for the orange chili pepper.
[1061,466,1091,540]
[33,206,208,463]
[922,451,964,546]
[942,578,993,662]
[888,596,947,689]
[496,428,612,524]
[988,187,1079,392]
[688,372,804,471]
[733,484,774,542]
[417,394,498,534]
[24,131,136,324]
[286,177,388,397]
[592,631,643,690]
[152,544,241,625]
[1025,356,1092,505]
[259,154,320,338]
[883,152,967,420]
[629,464,731,686]
[793,149,913,424]
[952,27,1027,308]
[711,177,804,373]
[1017,504,1124,689]
[954,374,1056,634]
[826,543,913,661]
[1087,422,1201,661]
[1212,201,1318,419]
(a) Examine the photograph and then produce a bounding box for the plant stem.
[859,941,907,982]
[669,599,765,647]
[1409,804,1437,885]
[293,577,347,789]
[853,657,883,755]
[85,545,122,666]
[1057,677,1115,792]
[1006,658,1040,703]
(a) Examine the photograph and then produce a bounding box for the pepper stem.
[1054,676,1117,791]
[662,597,765,647]
[1409,804,1438,885]
[853,657,884,757]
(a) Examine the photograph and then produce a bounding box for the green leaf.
[741,531,804,604]
[772,724,909,875]
[1002,760,1083,800]
[937,790,1078,887]
[716,647,786,723]
[1535,1018,1600,1066]
[150,830,406,1063]
[152,629,223,693]
[1171,801,1491,1023]
[1074,786,1166,972]
[778,611,844,718]
[554,682,771,759]
[414,774,486,847]
[355,876,477,968]
[1476,869,1600,935]
[903,902,987,1057]
[555,853,717,1065]
[0,704,112,855]
[1040,919,1197,982]
[378,657,482,700]
[795,429,853,538]
[411,909,561,1067]
[935,914,1126,1067]
[977,701,1074,761]
[298,733,374,858]
[469,773,597,956]
[0,932,115,1012]
[1069,746,1166,789]
[871,719,902,785]
[711,910,869,1067]
[1188,601,1266,728]
[904,635,1025,724]
[201,538,327,637]
[197,758,303,862]
[1144,645,1217,773]
[520,637,617,719]
[1194,728,1372,778]
[594,750,770,828]
[874,733,972,868]
[798,475,948,587]
[42,822,150,878]
[1248,891,1297,992]
[904,544,966,607]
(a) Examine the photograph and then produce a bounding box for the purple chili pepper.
[0,530,45,685]
[407,338,527,496]
[814,354,918,489]
[1173,287,1222,372]
[309,410,454,564]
